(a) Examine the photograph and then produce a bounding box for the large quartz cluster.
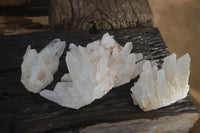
[131,53,191,111]
[40,33,143,109]
[21,39,66,93]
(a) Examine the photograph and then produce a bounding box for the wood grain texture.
[0,28,197,133]
[0,0,48,16]
[0,16,49,35]
[49,0,153,30]
[80,113,199,133]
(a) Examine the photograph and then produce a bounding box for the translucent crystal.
[131,53,191,111]
[40,33,143,109]
[21,39,66,93]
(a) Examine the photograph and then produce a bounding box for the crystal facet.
[40,33,143,109]
[21,39,66,93]
[131,53,191,111]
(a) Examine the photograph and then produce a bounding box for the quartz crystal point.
[40,33,143,109]
[131,53,191,111]
[21,39,66,93]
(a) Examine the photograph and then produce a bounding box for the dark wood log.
[79,113,199,133]
[49,0,153,31]
[0,0,48,16]
[0,28,198,133]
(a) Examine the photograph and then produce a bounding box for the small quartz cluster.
[131,53,190,111]
[21,39,66,93]
[40,33,143,109]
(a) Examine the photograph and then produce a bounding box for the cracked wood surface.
[0,28,198,133]
[79,113,199,133]
[49,0,153,30]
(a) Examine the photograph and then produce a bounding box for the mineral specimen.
[131,53,191,111]
[21,39,66,93]
[40,33,143,109]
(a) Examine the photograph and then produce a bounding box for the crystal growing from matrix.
[40,33,143,109]
[21,39,66,93]
[131,53,191,111]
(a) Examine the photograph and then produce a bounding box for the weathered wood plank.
[0,16,49,35]
[0,28,197,133]
[0,0,48,16]
[49,0,153,30]
[79,113,199,133]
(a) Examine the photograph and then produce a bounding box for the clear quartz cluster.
[21,39,66,93]
[131,53,191,111]
[40,33,143,109]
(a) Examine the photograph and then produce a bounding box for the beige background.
[149,1,200,132]
[149,0,200,103]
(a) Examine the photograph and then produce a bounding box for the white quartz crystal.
[21,39,66,93]
[40,33,143,109]
[131,53,191,111]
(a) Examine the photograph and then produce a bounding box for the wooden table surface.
[0,28,198,133]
